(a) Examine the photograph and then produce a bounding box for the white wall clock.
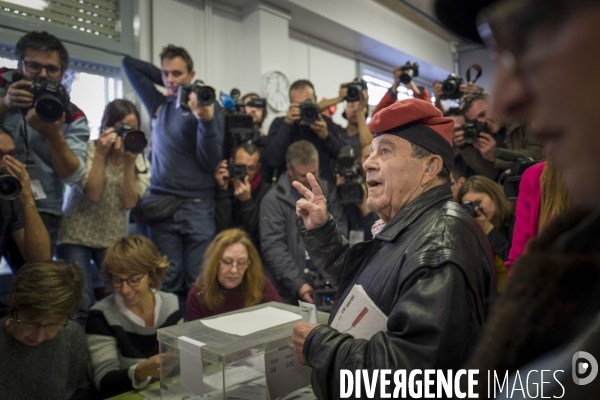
[261,71,290,112]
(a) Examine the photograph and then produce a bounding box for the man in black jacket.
[214,143,269,249]
[291,99,496,400]
[262,79,346,184]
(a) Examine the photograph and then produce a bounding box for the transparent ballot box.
[157,302,329,400]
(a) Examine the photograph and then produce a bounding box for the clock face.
[261,71,290,112]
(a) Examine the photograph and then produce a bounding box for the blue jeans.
[56,244,106,326]
[148,199,215,298]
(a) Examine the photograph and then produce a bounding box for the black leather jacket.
[298,185,496,400]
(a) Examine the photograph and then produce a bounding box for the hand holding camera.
[232,175,251,202]
[284,103,301,125]
[461,201,494,234]
[189,91,215,122]
[338,83,348,102]
[96,128,118,157]
[25,107,65,141]
[2,80,34,110]
[473,132,497,162]
[214,160,230,190]
[310,114,328,140]
[4,156,30,203]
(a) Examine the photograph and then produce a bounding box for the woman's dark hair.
[16,31,69,73]
[100,99,140,129]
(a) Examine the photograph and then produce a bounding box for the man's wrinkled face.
[363,135,425,222]
[464,99,500,134]
[18,49,62,83]
[494,7,600,206]
[161,56,194,96]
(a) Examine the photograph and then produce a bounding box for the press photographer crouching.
[457,92,543,179]
[0,31,90,250]
[335,144,378,244]
[263,80,346,184]
[214,143,270,250]
[0,126,51,267]
[458,175,514,291]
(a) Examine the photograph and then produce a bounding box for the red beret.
[369,98,455,171]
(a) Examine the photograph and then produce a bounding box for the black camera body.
[440,73,464,100]
[344,78,367,102]
[223,89,267,160]
[177,80,216,110]
[227,163,247,180]
[461,120,490,144]
[334,146,363,205]
[0,168,21,201]
[495,149,541,202]
[461,201,481,217]
[400,61,419,84]
[112,123,148,154]
[27,80,71,123]
[297,99,320,126]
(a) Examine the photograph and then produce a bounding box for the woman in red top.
[186,228,282,321]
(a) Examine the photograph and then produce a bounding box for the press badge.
[30,179,47,200]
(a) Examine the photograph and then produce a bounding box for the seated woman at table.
[0,260,98,400]
[86,234,183,398]
[187,228,282,321]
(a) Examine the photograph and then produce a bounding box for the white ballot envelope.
[330,285,387,340]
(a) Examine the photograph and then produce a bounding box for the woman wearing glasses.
[187,228,281,321]
[85,234,182,398]
[0,260,97,399]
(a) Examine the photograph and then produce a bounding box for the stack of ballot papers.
[330,285,388,340]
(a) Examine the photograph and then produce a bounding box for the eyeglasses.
[110,273,146,288]
[14,310,67,335]
[21,60,62,77]
[219,259,249,272]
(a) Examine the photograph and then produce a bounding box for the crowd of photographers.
[0,25,565,399]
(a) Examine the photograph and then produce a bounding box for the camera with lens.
[440,73,464,100]
[297,99,320,126]
[222,88,267,160]
[0,169,21,201]
[494,149,541,201]
[461,201,481,217]
[461,120,490,145]
[177,80,216,110]
[111,124,148,155]
[25,80,71,123]
[344,78,367,102]
[334,146,363,205]
[226,163,247,181]
[399,61,419,84]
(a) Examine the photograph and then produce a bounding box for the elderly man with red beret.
[291,98,496,399]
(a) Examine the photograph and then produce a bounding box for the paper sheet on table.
[330,285,387,340]
[200,306,301,336]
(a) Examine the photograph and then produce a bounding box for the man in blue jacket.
[122,45,224,300]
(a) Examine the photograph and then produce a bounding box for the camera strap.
[466,64,483,84]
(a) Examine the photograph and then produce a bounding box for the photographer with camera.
[457,92,543,180]
[242,93,268,135]
[122,45,224,302]
[56,100,150,325]
[317,81,373,155]
[260,140,347,304]
[371,62,432,116]
[263,80,346,184]
[0,32,90,251]
[432,79,481,114]
[0,126,51,268]
[214,143,269,250]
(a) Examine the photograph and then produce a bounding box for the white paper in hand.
[330,285,387,340]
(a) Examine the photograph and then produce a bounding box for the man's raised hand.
[292,173,328,230]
